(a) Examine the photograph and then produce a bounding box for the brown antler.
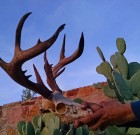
[34,33,84,94]
[0,12,84,100]
[0,12,65,98]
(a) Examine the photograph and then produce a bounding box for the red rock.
[0,83,112,135]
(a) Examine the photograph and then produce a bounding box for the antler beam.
[0,12,65,98]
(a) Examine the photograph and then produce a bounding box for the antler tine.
[33,64,44,84]
[60,34,66,60]
[0,13,66,98]
[52,32,84,78]
[44,51,62,93]
[15,12,31,54]
[14,12,66,64]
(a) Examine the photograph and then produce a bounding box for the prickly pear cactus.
[17,111,96,135]
[17,121,26,135]
[96,37,140,102]
[96,37,140,135]
[17,113,61,135]
[26,121,35,135]
[116,38,126,55]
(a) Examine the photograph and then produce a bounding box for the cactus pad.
[110,54,117,68]
[26,121,35,135]
[112,71,132,100]
[115,52,128,78]
[128,62,140,79]
[96,61,113,82]
[35,128,41,135]
[116,38,126,55]
[96,46,106,62]
[17,121,26,135]
[53,129,61,135]
[103,85,116,98]
[32,115,40,130]
[129,70,140,95]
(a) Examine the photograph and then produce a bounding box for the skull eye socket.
[56,102,67,114]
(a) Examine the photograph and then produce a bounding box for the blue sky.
[1,0,140,105]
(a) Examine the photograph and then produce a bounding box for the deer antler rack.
[0,12,84,100]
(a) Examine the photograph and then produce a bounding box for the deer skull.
[40,93,92,123]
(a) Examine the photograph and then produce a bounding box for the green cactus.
[60,123,70,135]
[73,98,83,104]
[96,37,140,135]
[35,128,41,135]
[93,82,103,89]
[128,62,140,79]
[53,129,61,135]
[112,71,132,100]
[81,125,89,135]
[42,112,60,130]
[32,115,40,130]
[22,124,26,135]
[110,54,117,68]
[102,84,116,98]
[89,131,95,135]
[17,121,26,135]
[96,61,113,82]
[26,121,35,135]
[105,126,126,135]
[75,127,83,134]
[66,129,73,135]
[114,52,128,79]
[38,116,44,131]
[116,38,126,55]
[41,127,49,135]
[126,127,140,135]
[17,113,97,135]
[129,70,140,95]
[96,47,106,62]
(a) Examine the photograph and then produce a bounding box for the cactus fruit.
[96,47,106,62]
[116,38,126,55]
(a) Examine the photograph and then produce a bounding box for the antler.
[0,12,84,99]
[0,12,65,98]
[34,33,84,94]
